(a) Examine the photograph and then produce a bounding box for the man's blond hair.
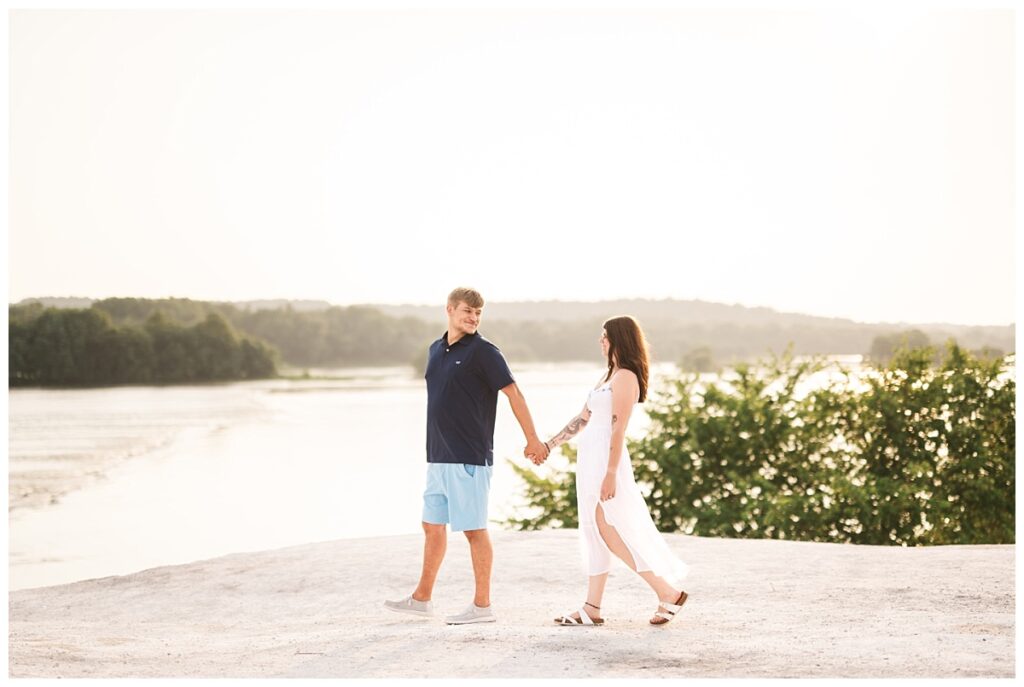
[447,287,484,309]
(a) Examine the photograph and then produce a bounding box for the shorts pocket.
[462,464,477,477]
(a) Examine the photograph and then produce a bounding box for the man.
[384,287,549,625]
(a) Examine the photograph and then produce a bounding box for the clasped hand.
[524,438,549,465]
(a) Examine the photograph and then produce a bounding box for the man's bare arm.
[501,383,548,460]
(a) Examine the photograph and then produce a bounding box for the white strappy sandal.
[650,591,688,625]
[554,602,605,626]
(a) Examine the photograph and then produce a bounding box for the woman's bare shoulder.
[611,368,639,386]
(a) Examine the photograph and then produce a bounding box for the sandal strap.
[559,609,589,625]
[653,592,688,623]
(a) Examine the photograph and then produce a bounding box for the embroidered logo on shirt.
[455,361,462,365]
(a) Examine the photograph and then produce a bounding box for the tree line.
[88,298,438,368]
[10,305,276,386]
[8,297,1014,384]
[505,343,1015,546]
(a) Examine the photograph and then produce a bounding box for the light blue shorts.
[422,463,492,532]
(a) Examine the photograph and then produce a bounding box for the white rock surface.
[8,529,1014,678]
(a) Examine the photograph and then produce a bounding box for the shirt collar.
[441,330,479,347]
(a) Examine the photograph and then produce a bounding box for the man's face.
[447,301,482,336]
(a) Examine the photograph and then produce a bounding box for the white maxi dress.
[575,377,689,586]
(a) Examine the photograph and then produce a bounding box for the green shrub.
[508,344,1015,545]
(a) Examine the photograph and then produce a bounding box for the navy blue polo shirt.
[424,331,515,466]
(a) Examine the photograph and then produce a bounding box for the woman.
[539,316,689,626]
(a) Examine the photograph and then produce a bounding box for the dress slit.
[594,501,651,574]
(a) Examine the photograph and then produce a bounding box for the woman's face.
[599,329,610,361]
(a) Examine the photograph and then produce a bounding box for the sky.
[8,7,1016,326]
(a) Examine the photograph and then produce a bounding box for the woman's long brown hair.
[603,315,650,402]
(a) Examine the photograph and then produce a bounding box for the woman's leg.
[560,514,610,623]
[594,504,684,616]
[562,572,608,622]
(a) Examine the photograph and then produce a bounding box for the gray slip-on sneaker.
[445,603,496,625]
[383,595,434,618]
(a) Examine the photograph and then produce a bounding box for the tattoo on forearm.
[548,414,589,448]
[612,414,618,425]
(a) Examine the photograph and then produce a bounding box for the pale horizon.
[11,291,1014,328]
[9,9,1015,327]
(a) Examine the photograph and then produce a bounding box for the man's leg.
[442,465,497,624]
[463,528,492,608]
[413,522,447,601]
